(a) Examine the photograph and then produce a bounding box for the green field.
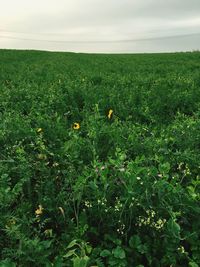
[0,49,200,266]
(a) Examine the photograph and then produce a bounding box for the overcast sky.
[0,0,200,53]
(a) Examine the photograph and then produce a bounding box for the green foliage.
[0,50,200,266]
[64,239,92,267]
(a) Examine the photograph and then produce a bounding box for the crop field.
[0,49,200,266]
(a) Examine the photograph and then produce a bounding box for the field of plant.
[0,49,200,267]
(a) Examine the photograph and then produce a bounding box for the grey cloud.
[0,0,200,52]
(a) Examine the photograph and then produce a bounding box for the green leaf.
[63,249,76,258]
[129,235,141,249]
[73,258,81,267]
[112,246,126,259]
[129,235,147,254]
[159,162,170,174]
[189,262,199,267]
[167,219,181,239]
[113,239,122,246]
[85,244,92,254]
[73,256,89,267]
[100,249,111,257]
[0,259,16,267]
[67,240,77,249]
[53,256,63,267]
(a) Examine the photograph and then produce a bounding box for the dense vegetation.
[0,49,200,267]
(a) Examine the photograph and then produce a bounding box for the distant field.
[0,50,200,266]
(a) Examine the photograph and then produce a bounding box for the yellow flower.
[58,207,65,217]
[37,128,43,133]
[44,229,53,237]
[9,219,16,225]
[35,205,44,216]
[108,109,113,119]
[73,122,80,130]
[37,154,47,160]
[5,219,16,229]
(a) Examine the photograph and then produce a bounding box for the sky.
[0,0,200,53]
